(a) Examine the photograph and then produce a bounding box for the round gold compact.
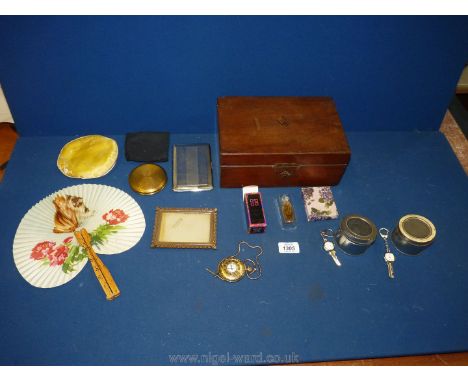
[57,135,118,179]
[128,163,167,195]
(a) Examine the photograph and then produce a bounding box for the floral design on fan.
[102,209,129,225]
[29,208,129,274]
[30,238,71,267]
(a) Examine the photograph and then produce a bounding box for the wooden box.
[217,96,351,188]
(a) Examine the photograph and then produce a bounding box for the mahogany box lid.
[217,96,351,166]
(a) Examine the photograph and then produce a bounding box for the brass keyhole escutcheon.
[277,116,289,128]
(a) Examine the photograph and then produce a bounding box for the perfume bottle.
[277,194,296,230]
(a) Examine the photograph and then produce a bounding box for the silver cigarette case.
[173,144,213,192]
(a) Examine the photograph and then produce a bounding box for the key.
[329,249,342,267]
[323,240,342,267]
[321,229,342,267]
[379,228,396,279]
[384,252,395,279]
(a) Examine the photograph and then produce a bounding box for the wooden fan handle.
[86,246,121,300]
[75,229,120,300]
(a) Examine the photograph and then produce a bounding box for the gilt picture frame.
[151,207,217,249]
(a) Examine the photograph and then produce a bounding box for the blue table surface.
[0,131,467,365]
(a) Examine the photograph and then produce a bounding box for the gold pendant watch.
[206,241,263,282]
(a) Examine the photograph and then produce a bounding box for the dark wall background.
[0,16,467,136]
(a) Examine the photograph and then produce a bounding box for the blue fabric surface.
[0,16,467,136]
[0,132,467,365]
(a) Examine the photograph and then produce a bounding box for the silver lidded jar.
[335,214,377,255]
[391,214,436,255]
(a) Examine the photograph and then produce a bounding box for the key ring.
[320,229,341,267]
[379,228,389,239]
[320,229,335,240]
[379,227,395,279]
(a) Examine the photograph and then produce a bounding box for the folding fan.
[13,184,145,290]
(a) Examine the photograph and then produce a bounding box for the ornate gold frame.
[151,207,217,249]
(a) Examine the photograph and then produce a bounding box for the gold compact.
[128,164,167,195]
[57,135,118,179]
